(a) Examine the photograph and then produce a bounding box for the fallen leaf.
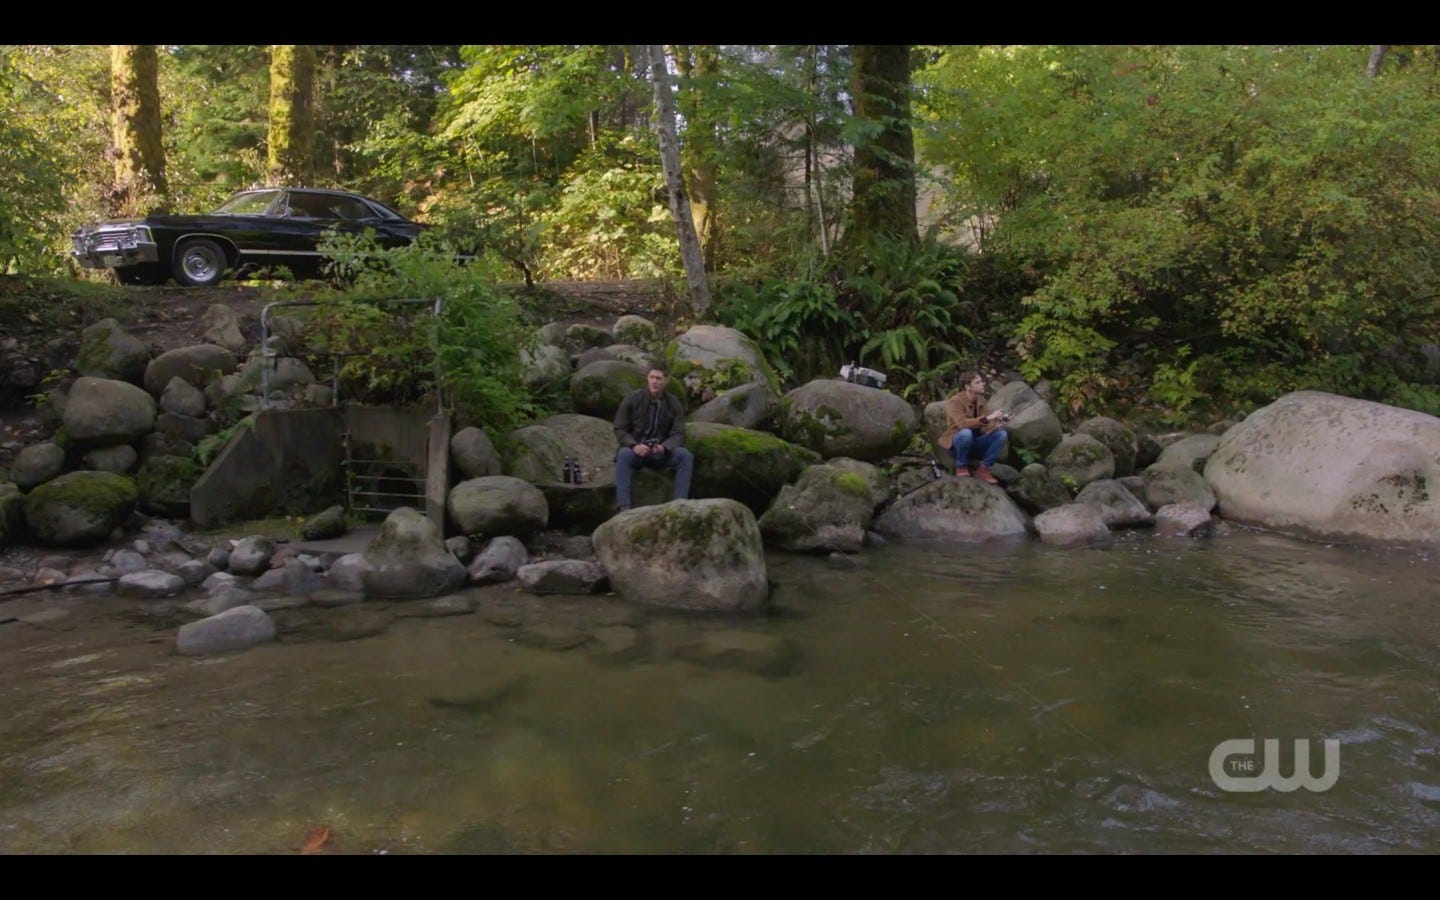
[300,825,333,853]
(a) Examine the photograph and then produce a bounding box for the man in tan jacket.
[937,370,1010,484]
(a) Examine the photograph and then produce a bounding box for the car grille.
[75,226,149,253]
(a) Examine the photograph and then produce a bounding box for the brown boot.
[954,465,972,478]
[973,464,999,485]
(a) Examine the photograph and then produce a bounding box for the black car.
[70,187,427,287]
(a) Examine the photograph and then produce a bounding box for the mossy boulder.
[1075,416,1139,478]
[757,463,877,553]
[777,379,917,462]
[665,324,781,401]
[690,382,781,431]
[569,360,649,419]
[988,381,1064,458]
[360,506,467,599]
[76,318,150,385]
[135,454,200,518]
[143,344,238,397]
[22,470,139,546]
[1007,462,1074,514]
[592,498,769,613]
[1045,434,1116,491]
[565,323,614,352]
[612,314,660,347]
[448,475,550,540]
[520,342,572,393]
[873,477,1030,543]
[301,504,348,541]
[685,421,822,515]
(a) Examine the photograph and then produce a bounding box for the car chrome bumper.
[71,227,160,269]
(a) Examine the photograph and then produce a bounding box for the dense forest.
[4,44,1439,428]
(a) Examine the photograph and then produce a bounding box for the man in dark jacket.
[612,366,694,511]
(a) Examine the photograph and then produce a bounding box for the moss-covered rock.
[777,379,917,461]
[685,421,821,514]
[22,470,139,546]
[135,454,200,518]
[757,463,877,553]
[592,498,769,613]
[569,360,649,419]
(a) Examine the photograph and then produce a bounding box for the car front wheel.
[174,239,227,287]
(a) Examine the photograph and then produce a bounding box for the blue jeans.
[615,445,695,507]
[951,428,1007,469]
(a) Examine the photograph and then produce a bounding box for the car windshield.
[213,190,280,215]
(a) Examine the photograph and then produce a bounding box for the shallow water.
[2,527,1438,854]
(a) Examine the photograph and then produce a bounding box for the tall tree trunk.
[672,44,721,270]
[1367,45,1389,78]
[646,45,711,315]
[109,45,168,217]
[267,45,316,185]
[804,45,831,254]
[845,44,918,252]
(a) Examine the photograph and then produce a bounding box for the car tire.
[114,263,168,286]
[174,238,228,287]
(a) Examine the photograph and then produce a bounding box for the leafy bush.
[309,231,535,435]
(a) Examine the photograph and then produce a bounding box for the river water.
[1,526,1437,854]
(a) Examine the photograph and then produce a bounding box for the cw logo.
[1209,739,1340,793]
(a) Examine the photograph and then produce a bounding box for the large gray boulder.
[62,376,157,448]
[468,535,529,584]
[504,423,570,484]
[159,376,207,417]
[612,314,660,346]
[778,379,917,462]
[1142,464,1216,511]
[1204,390,1440,547]
[82,444,138,475]
[757,463,877,553]
[1033,503,1112,547]
[988,381,1064,458]
[1155,433,1222,475]
[176,605,277,656]
[667,324,778,397]
[1076,417,1139,478]
[1074,479,1154,527]
[1045,433,1115,491]
[450,426,504,479]
[592,498,769,613]
[144,344,238,396]
[520,342,572,392]
[22,471,139,546]
[360,506,467,599]
[199,304,248,353]
[10,442,65,491]
[873,478,1030,543]
[536,413,620,480]
[690,382,781,431]
[570,360,649,419]
[448,475,549,540]
[1007,463,1073,515]
[76,318,151,385]
[516,559,607,595]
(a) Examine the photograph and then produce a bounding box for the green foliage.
[196,414,253,468]
[2,46,110,275]
[840,235,974,402]
[310,231,535,434]
[918,44,1440,421]
[712,271,854,385]
[537,136,678,280]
